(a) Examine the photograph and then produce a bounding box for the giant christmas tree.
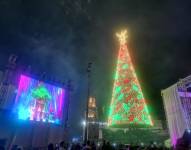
[108,30,153,127]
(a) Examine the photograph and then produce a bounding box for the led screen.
[15,75,65,124]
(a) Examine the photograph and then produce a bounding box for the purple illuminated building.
[162,75,191,146]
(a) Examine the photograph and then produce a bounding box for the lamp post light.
[84,62,92,143]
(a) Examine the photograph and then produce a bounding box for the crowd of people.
[1,139,186,150]
[44,140,174,150]
[47,140,172,150]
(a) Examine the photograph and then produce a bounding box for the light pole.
[84,62,92,143]
[63,80,73,141]
[65,80,73,129]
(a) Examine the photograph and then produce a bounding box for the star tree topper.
[116,30,128,45]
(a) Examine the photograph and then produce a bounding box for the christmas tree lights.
[108,30,153,127]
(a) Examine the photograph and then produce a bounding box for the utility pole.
[65,80,73,129]
[63,80,73,141]
[84,62,92,143]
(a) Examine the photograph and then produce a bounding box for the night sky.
[0,0,191,137]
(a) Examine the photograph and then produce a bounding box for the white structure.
[161,75,191,145]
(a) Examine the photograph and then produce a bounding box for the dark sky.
[0,0,191,137]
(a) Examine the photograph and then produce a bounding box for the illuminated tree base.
[102,128,168,144]
[108,123,152,129]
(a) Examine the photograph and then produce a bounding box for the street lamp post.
[84,62,92,143]
[65,80,73,129]
[63,80,73,141]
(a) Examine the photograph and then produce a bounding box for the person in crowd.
[105,141,113,150]
[17,146,23,150]
[55,143,60,150]
[60,141,66,150]
[75,143,82,150]
[124,144,130,150]
[70,143,76,150]
[91,141,96,150]
[11,145,18,150]
[83,140,91,150]
[101,140,106,150]
[48,143,54,150]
